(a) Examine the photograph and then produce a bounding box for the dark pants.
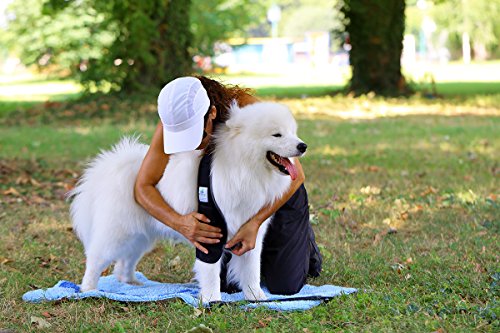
[221,184,322,295]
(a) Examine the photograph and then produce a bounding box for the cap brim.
[163,116,204,154]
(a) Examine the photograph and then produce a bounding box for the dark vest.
[196,153,228,263]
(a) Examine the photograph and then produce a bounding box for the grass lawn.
[0,74,499,332]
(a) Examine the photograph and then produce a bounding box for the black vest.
[196,153,228,263]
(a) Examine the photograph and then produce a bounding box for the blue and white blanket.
[23,272,357,311]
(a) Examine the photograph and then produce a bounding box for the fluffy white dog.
[69,101,307,302]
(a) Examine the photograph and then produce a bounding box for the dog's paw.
[243,286,267,301]
[199,290,222,303]
[126,278,143,286]
[79,284,97,293]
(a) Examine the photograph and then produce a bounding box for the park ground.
[0,63,499,332]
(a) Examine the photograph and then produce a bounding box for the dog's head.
[220,101,307,180]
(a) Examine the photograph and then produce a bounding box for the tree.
[430,0,499,61]
[68,0,194,92]
[190,0,266,57]
[340,0,410,96]
[1,0,113,77]
[4,0,193,92]
[2,0,269,92]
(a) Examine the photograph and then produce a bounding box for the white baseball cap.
[158,77,211,154]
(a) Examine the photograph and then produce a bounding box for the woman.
[134,76,321,295]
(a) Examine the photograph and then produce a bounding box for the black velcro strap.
[196,153,227,263]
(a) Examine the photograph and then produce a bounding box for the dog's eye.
[272,133,282,138]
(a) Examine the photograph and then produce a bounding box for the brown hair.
[196,75,254,126]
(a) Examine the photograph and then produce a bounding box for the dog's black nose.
[297,142,308,153]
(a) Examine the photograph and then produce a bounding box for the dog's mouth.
[266,151,298,180]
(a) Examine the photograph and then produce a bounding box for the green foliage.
[278,0,340,38]
[340,0,409,96]
[3,0,193,92]
[1,0,113,76]
[190,0,267,56]
[430,0,500,55]
[76,0,194,92]
[405,0,500,60]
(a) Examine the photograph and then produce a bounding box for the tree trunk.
[121,0,193,92]
[341,0,409,96]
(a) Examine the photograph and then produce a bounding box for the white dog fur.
[69,101,306,302]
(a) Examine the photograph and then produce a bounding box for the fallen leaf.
[1,258,13,265]
[257,316,273,328]
[15,175,30,185]
[367,165,380,172]
[410,205,424,213]
[41,312,51,318]
[30,195,47,205]
[360,186,381,195]
[373,230,388,245]
[3,187,21,196]
[193,307,203,318]
[431,328,445,333]
[185,324,213,333]
[30,316,51,328]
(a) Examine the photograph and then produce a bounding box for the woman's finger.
[193,213,211,223]
[196,237,221,244]
[231,244,247,256]
[198,223,222,233]
[198,230,223,239]
[225,236,239,249]
[193,241,209,254]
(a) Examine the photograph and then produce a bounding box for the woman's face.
[196,106,216,150]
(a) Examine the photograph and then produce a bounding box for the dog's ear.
[225,100,243,131]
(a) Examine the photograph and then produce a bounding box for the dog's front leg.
[193,258,222,303]
[232,249,267,301]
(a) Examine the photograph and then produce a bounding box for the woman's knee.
[265,273,306,295]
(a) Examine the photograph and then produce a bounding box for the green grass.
[0,74,499,332]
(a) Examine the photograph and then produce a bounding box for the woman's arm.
[134,122,223,254]
[225,158,305,256]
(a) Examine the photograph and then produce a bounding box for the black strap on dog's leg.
[196,153,227,263]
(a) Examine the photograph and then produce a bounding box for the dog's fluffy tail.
[69,136,148,246]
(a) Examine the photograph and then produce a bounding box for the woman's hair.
[196,75,254,125]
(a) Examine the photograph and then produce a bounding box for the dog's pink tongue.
[280,157,297,181]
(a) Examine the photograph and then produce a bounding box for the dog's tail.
[69,135,148,246]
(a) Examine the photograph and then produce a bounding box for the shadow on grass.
[256,85,344,98]
[0,92,82,115]
[256,82,500,99]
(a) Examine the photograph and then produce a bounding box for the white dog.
[69,101,307,302]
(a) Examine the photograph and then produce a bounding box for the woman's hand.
[225,219,260,256]
[176,212,223,254]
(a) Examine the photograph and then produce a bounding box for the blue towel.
[22,272,357,311]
